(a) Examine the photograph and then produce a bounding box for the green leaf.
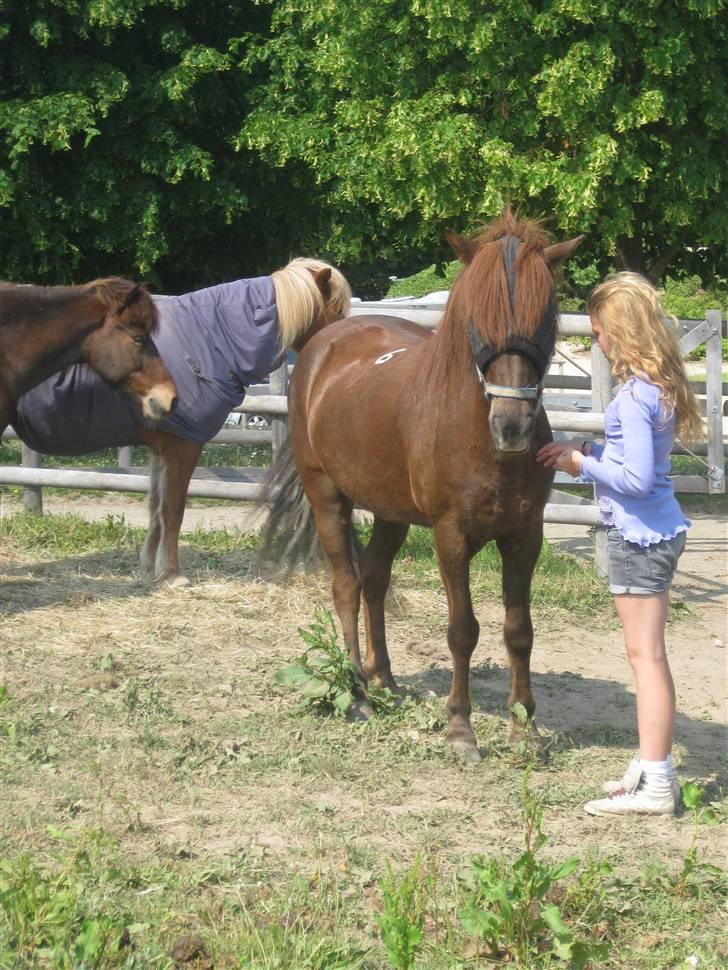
[302,677,330,699]
[510,702,529,725]
[550,856,581,880]
[681,781,704,810]
[333,689,354,713]
[275,665,314,687]
[542,902,571,936]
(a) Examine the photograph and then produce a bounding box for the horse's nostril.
[170,396,178,412]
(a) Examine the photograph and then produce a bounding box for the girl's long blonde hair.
[587,272,704,442]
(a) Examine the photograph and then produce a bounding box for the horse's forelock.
[86,278,157,331]
[456,215,554,350]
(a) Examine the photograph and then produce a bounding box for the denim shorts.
[606,527,686,595]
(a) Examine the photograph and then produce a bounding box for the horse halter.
[467,235,557,402]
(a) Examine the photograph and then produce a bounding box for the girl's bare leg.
[614,591,673,760]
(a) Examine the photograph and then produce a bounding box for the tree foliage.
[0,0,287,288]
[1,2,726,290]
[241,0,728,280]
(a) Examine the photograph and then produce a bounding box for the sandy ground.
[3,490,726,788]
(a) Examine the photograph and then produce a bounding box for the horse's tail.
[259,437,322,570]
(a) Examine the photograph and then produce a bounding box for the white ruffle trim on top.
[610,517,691,548]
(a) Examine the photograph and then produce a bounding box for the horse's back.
[289,314,438,523]
[292,313,432,425]
[298,313,430,369]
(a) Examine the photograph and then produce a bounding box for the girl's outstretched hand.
[536,439,585,478]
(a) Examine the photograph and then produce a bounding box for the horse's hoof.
[449,737,482,762]
[163,575,190,589]
[447,724,482,762]
[348,698,374,722]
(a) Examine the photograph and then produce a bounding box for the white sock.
[639,758,674,795]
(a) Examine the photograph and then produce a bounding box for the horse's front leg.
[433,522,480,761]
[361,518,409,691]
[496,528,543,748]
[140,450,163,577]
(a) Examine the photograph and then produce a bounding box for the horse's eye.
[132,334,146,346]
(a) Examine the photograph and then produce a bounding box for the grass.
[1,511,726,967]
[0,512,612,618]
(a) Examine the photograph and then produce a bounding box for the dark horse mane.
[0,277,153,330]
[430,212,555,384]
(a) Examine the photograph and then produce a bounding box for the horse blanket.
[13,276,280,454]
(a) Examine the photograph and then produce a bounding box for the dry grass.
[1,512,726,968]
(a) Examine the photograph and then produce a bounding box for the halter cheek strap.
[466,235,557,402]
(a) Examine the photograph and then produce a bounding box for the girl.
[537,272,703,816]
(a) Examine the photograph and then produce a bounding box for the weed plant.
[376,856,432,970]
[458,769,610,966]
[276,607,398,718]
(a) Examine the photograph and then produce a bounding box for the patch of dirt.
[1,494,726,882]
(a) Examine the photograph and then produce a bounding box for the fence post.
[705,311,726,494]
[590,343,613,578]
[21,444,43,514]
[118,447,134,467]
[269,358,289,461]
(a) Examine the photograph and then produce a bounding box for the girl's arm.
[579,386,657,497]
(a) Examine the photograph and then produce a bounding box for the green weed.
[673,782,727,900]
[276,607,399,718]
[376,856,431,970]
[459,770,610,966]
[0,848,125,968]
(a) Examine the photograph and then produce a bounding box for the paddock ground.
[0,493,726,967]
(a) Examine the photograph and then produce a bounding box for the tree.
[241,0,728,281]
[0,0,287,288]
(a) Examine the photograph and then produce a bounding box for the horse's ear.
[445,229,479,264]
[543,235,586,267]
[312,267,332,300]
[123,283,147,310]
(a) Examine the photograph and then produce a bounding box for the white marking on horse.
[375,348,407,365]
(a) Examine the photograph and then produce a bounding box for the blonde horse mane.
[271,257,352,348]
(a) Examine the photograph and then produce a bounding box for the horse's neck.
[426,322,475,393]
[2,292,99,395]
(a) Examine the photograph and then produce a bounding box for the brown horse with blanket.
[12,259,351,585]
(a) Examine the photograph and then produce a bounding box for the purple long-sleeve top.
[578,376,690,546]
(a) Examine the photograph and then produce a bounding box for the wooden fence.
[1,302,725,574]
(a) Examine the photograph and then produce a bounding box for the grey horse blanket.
[13,276,280,453]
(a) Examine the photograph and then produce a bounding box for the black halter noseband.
[467,235,557,402]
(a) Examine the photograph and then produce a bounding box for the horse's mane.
[433,212,555,382]
[0,281,89,326]
[271,258,352,348]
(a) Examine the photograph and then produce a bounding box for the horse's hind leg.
[497,528,543,747]
[433,521,481,761]
[154,439,202,586]
[303,470,366,680]
[361,518,409,691]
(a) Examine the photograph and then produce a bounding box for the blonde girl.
[537,272,703,816]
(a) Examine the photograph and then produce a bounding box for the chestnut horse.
[13,259,351,585]
[264,214,583,759]
[0,279,177,438]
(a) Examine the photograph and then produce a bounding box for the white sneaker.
[602,758,681,806]
[602,757,642,794]
[585,781,677,817]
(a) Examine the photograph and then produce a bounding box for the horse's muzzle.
[143,387,177,420]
